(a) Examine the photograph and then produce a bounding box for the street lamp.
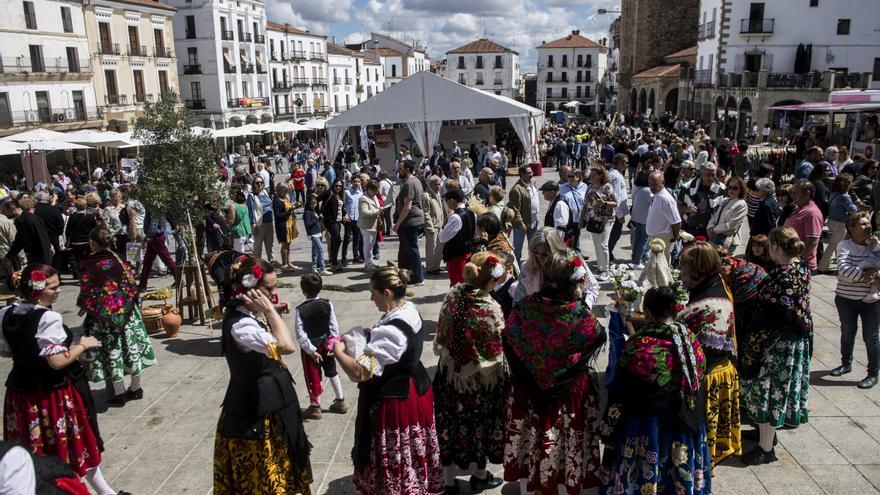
[597,8,621,14]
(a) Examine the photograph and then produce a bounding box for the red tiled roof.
[266,21,325,38]
[537,31,604,49]
[632,64,681,79]
[327,43,363,57]
[664,45,697,61]
[365,47,405,57]
[448,38,516,54]
[105,0,175,12]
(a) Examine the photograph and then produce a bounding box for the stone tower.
[617,0,700,114]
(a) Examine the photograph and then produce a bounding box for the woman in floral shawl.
[433,251,510,494]
[677,241,740,467]
[601,287,711,495]
[739,227,812,465]
[78,227,156,407]
[503,249,607,495]
[720,254,768,355]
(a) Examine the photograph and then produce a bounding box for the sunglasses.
[532,250,551,258]
[728,186,739,190]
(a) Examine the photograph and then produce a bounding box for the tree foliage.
[132,92,225,221]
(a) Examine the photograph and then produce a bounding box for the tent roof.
[326,71,541,128]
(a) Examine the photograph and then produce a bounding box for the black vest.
[544,195,561,228]
[442,207,475,262]
[296,298,332,348]
[3,307,80,393]
[219,310,310,468]
[0,441,80,495]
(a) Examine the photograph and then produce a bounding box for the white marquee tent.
[325,71,544,163]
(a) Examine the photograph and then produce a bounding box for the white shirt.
[559,182,587,220]
[258,169,271,189]
[294,299,340,355]
[0,446,35,495]
[452,174,473,197]
[528,183,540,228]
[552,196,571,229]
[646,188,682,236]
[229,307,278,355]
[608,168,628,219]
[762,126,771,136]
[0,304,68,357]
[357,301,422,377]
[438,202,467,243]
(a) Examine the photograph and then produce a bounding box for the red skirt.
[503,373,602,495]
[353,380,444,495]
[3,379,103,477]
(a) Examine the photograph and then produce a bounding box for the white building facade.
[445,39,520,99]
[266,22,328,121]
[328,43,360,114]
[692,0,880,139]
[361,57,384,99]
[167,0,272,127]
[0,0,102,135]
[536,30,608,116]
[355,33,428,89]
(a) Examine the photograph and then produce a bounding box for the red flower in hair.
[486,256,499,266]
[694,236,707,243]
[571,256,583,267]
[252,265,264,279]
[31,271,46,283]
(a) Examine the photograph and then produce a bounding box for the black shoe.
[107,394,127,407]
[741,429,778,446]
[741,446,778,466]
[469,472,503,493]
[859,375,879,389]
[830,365,852,377]
[443,481,460,495]
[126,388,144,401]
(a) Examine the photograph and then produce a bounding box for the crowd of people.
[0,112,877,494]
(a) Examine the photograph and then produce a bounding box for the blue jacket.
[828,192,858,222]
[303,209,321,236]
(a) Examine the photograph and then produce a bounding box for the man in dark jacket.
[33,191,64,269]
[6,197,52,267]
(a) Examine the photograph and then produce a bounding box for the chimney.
[573,29,580,35]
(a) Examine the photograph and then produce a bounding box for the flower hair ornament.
[486,255,505,279]
[566,251,588,282]
[648,238,667,254]
[29,270,47,291]
[240,264,264,289]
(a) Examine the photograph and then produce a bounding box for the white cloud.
[268,0,353,24]
[343,31,369,44]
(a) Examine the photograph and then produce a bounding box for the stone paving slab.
[1,168,879,494]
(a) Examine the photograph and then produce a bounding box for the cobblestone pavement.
[3,169,880,494]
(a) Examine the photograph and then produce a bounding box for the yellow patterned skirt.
[214,416,313,495]
[704,358,741,468]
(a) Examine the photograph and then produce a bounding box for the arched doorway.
[260,113,272,123]
[630,88,637,113]
[723,96,738,138]
[638,88,647,113]
[665,88,679,116]
[245,114,258,124]
[228,116,243,127]
[769,99,804,135]
[648,89,656,113]
[738,98,753,141]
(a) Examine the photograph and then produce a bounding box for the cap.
[701,161,718,172]
[539,181,559,192]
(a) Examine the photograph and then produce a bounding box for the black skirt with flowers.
[432,366,509,469]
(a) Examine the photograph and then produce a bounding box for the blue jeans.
[310,235,325,270]
[630,222,649,264]
[398,225,424,283]
[512,225,538,267]
[835,295,880,375]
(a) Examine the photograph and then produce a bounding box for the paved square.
[3,169,879,495]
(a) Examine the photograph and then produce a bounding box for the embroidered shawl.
[77,249,139,329]
[678,275,736,359]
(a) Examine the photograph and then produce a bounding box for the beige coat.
[423,191,444,233]
[357,194,381,231]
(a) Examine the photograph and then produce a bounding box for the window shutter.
[762,53,774,71]
[734,54,744,72]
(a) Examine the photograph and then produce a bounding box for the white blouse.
[0,303,68,357]
[229,306,278,356]
[357,301,422,377]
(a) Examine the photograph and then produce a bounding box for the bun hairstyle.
[10,263,58,300]
[679,241,722,282]
[88,227,114,251]
[463,251,506,290]
[541,250,586,298]
[370,265,411,300]
[768,226,805,258]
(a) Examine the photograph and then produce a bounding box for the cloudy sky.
[266,0,620,73]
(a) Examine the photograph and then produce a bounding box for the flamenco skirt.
[601,412,712,495]
[352,380,444,495]
[3,378,103,477]
[83,308,157,384]
[740,336,810,428]
[213,415,314,495]
[704,359,741,467]
[432,367,508,469]
[503,373,602,495]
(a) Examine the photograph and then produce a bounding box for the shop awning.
[769,102,880,112]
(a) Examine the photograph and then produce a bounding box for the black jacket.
[7,212,51,264]
[750,196,780,237]
[34,203,64,241]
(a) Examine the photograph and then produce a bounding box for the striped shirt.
[836,240,880,300]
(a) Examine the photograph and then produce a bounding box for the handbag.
[585,218,605,234]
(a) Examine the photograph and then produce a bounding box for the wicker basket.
[141,304,168,335]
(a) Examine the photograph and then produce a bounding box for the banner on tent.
[373,129,395,148]
[437,124,495,150]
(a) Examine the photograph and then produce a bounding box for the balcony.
[242,33,252,43]
[743,71,758,88]
[97,43,121,56]
[221,30,234,41]
[155,47,173,58]
[105,94,128,106]
[128,45,148,58]
[311,77,327,86]
[183,64,201,74]
[273,81,293,91]
[227,96,269,109]
[767,72,822,89]
[185,99,206,110]
[694,69,712,86]
[0,58,92,76]
[333,77,342,85]
[224,64,236,74]
[345,77,353,85]
[740,18,774,34]
[255,34,265,44]
[270,52,279,61]
[241,63,254,74]
[457,63,465,69]
[314,106,330,115]
[134,93,148,103]
[289,50,306,61]
[292,77,309,87]
[698,20,716,40]
[309,52,326,61]
[834,72,867,89]
[475,79,484,86]
[494,63,503,69]
[0,106,101,128]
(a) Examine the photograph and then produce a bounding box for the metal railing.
[476,62,484,69]
[241,63,254,74]
[224,64,236,74]
[155,47,173,58]
[105,94,128,106]
[289,50,306,60]
[1,58,91,74]
[0,106,101,127]
[183,64,201,74]
[129,45,148,57]
[256,65,265,74]
[292,77,309,86]
[314,106,330,114]
[134,93,149,103]
[834,72,866,89]
[221,30,234,41]
[255,34,265,44]
[242,33,252,42]
[270,52,279,61]
[494,63,503,69]
[694,69,712,85]
[185,99,206,110]
[743,71,758,88]
[345,77,353,85]
[740,18,774,34]
[766,72,822,89]
[98,43,121,55]
[493,79,502,85]
[457,63,465,69]
[311,77,327,86]
[273,81,293,90]
[333,77,342,84]
[309,52,326,61]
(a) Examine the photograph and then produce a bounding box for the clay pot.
[161,305,182,338]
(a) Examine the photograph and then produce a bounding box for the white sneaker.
[411,281,425,287]
[319,269,333,276]
[630,263,645,270]
[596,272,610,282]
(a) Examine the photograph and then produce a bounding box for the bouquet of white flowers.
[620,279,647,303]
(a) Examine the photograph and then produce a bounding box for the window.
[585,86,590,98]
[224,81,231,99]
[61,6,73,33]
[546,88,552,97]
[257,81,263,97]
[391,65,396,77]
[35,91,50,123]
[809,0,818,6]
[154,29,165,55]
[586,70,591,82]
[561,71,568,82]
[104,70,118,100]
[133,70,145,102]
[476,55,483,69]
[66,47,79,72]
[128,25,140,54]
[576,86,581,98]
[586,54,592,67]
[562,54,568,67]
[547,72,553,82]
[561,87,567,98]
[873,58,880,81]
[333,95,338,111]
[191,81,202,100]
[186,16,196,38]
[28,45,44,72]
[577,54,583,67]
[547,55,553,67]
[22,1,36,29]
[576,70,582,82]
[98,22,112,52]
[0,94,10,126]
[72,90,85,119]
[458,56,465,69]
[241,81,248,97]
[187,47,198,64]
[495,55,502,69]
[158,71,169,96]
[837,19,850,35]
